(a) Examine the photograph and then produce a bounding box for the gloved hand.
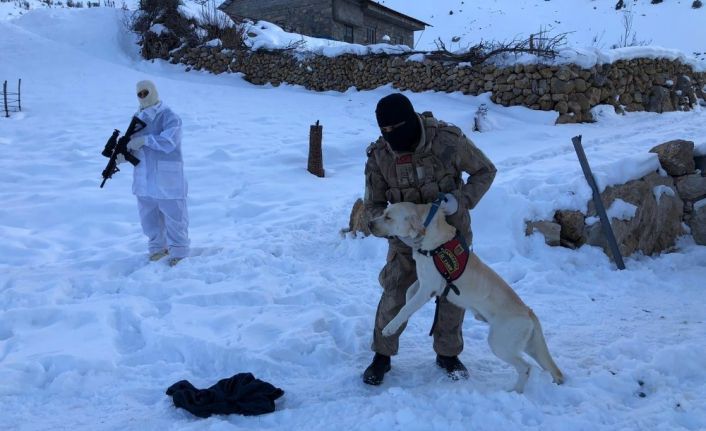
[127,136,146,152]
[440,193,459,215]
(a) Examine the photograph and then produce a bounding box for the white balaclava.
[136,80,160,110]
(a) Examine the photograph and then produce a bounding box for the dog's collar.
[416,231,470,257]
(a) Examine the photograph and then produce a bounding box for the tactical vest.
[374,112,461,205]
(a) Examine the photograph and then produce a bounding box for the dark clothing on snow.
[166,373,284,418]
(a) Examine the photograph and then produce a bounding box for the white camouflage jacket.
[130,102,187,199]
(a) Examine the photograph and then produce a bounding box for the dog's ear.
[407,212,426,238]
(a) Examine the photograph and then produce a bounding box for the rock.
[555,113,577,124]
[585,173,683,258]
[689,200,706,245]
[525,221,561,246]
[675,174,706,201]
[555,101,569,114]
[694,155,706,174]
[675,75,697,106]
[551,77,575,94]
[556,67,575,81]
[649,140,696,176]
[554,210,586,247]
[340,198,370,237]
[647,86,674,113]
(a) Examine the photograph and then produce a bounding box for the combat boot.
[363,353,391,385]
[149,250,168,261]
[436,355,469,380]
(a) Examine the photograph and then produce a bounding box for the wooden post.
[572,135,626,270]
[3,81,8,118]
[17,79,21,112]
[308,120,324,177]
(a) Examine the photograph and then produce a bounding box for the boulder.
[554,210,586,247]
[675,174,706,201]
[585,173,683,258]
[649,140,696,176]
[647,86,674,113]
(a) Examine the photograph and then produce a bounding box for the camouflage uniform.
[364,111,497,356]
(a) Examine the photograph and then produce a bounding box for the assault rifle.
[100,116,147,188]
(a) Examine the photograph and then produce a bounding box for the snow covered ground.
[1,5,706,431]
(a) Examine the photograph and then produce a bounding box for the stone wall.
[166,44,706,123]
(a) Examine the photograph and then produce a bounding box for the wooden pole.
[572,135,626,269]
[308,120,324,177]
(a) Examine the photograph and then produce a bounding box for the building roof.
[364,1,430,29]
[218,1,430,30]
[217,0,234,12]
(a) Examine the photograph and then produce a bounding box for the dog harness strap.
[443,283,460,296]
[422,193,447,228]
[428,283,461,336]
[428,279,461,335]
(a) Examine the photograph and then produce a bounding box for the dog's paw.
[381,324,396,337]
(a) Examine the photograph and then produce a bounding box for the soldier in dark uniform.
[363,93,497,385]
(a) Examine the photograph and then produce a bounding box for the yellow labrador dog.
[369,201,564,392]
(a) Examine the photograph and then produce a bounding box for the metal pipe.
[572,135,626,270]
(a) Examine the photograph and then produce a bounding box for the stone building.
[217,0,428,48]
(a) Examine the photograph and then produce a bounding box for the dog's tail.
[525,309,564,385]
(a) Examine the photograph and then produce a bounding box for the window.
[344,25,354,43]
[366,27,377,44]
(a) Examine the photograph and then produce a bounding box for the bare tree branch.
[372,31,569,65]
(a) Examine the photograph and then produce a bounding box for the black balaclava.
[375,93,422,152]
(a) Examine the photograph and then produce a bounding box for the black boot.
[436,355,469,380]
[363,353,391,386]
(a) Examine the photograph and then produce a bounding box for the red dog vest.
[418,235,470,283]
[431,237,469,282]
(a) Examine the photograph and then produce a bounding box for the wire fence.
[3,79,22,118]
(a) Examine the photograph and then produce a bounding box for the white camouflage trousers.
[136,196,190,259]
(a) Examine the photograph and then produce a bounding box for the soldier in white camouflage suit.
[363,93,497,385]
